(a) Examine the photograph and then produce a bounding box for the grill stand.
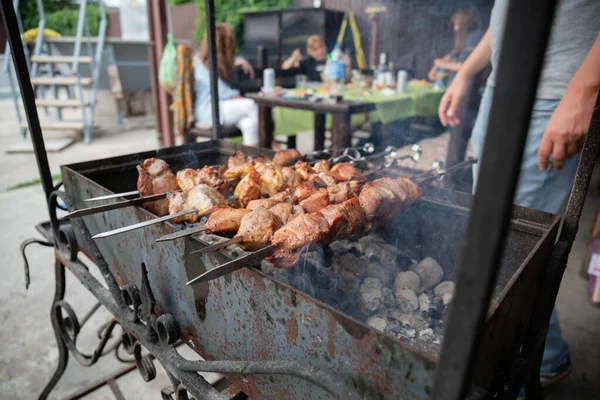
[3,0,600,398]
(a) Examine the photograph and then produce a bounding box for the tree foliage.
[194,0,292,50]
[19,0,105,36]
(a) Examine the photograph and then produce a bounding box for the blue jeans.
[471,86,577,371]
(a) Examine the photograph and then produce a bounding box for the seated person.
[194,23,258,146]
[282,35,328,82]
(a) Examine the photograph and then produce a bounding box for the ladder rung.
[35,98,90,108]
[20,121,86,131]
[31,55,94,64]
[31,76,92,86]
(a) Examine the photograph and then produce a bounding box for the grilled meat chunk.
[269,203,305,224]
[234,170,262,208]
[137,158,180,216]
[273,149,303,167]
[270,190,296,204]
[176,165,228,192]
[168,184,226,223]
[313,160,331,173]
[248,154,271,165]
[372,177,406,215]
[292,179,327,202]
[281,167,303,188]
[396,176,422,205]
[329,162,366,182]
[327,181,363,204]
[318,173,338,186]
[299,189,329,213]
[259,163,286,196]
[269,213,330,267]
[321,197,367,241]
[294,161,316,181]
[224,164,256,180]
[236,207,283,251]
[358,183,398,228]
[247,198,281,211]
[228,151,246,169]
[206,207,251,235]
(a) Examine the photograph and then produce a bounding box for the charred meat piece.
[294,161,316,181]
[327,181,363,204]
[270,190,297,204]
[206,207,251,236]
[329,162,366,182]
[292,179,327,202]
[299,188,330,213]
[273,149,303,167]
[168,184,227,223]
[248,154,271,165]
[318,173,338,186]
[228,151,246,169]
[269,213,330,267]
[396,176,422,205]
[281,167,303,188]
[247,198,281,211]
[176,165,228,192]
[269,203,305,225]
[372,177,406,215]
[313,160,331,173]
[234,170,262,208]
[259,163,286,196]
[358,183,398,228]
[321,197,367,241]
[137,158,180,216]
[235,207,283,251]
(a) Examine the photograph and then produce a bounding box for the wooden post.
[147,0,174,147]
[258,105,274,148]
[313,113,326,151]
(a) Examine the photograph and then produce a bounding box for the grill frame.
[59,140,560,399]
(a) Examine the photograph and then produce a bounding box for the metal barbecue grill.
[52,140,559,399]
[3,0,600,399]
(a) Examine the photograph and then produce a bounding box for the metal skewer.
[85,190,140,202]
[92,209,198,239]
[413,157,478,184]
[155,224,209,242]
[187,245,275,285]
[63,192,176,219]
[191,237,243,254]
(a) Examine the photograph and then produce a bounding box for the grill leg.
[39,259,69,400]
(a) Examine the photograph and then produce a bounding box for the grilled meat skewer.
[137,158,180,216]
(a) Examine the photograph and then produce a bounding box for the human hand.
[438,73,470,127]
[538,85,595,170]
[238,58,255,79]
[291,48,302,62]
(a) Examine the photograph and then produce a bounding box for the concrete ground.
[0,92,599,399]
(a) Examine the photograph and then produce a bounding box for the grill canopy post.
[204,0,221,140]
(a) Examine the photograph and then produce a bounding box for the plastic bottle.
[433,67,446,89]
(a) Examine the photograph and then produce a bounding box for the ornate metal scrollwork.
[161,384,192,400]
[134,342,157,382]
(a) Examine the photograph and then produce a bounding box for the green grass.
[7,173,62,191]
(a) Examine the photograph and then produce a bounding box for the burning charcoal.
[418,328,435,343]
[360,278,384,312]
[417,292,441,319]
[366,263,392,286]
[338,270,361,295]
[359,238,398,267]
[367,316,387,333]
[395,323,417,340]
[394,288,419,313]
[414,257,444,291]
[434,281,456,305]
[382,287,396,309]
[394,271,421,292]
[332,252,368,279]
[389,309,431,331]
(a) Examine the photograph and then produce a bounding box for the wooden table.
[246,93,376,150]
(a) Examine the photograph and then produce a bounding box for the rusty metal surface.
[61,141,560,399]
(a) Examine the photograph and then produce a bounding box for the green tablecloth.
[272,86,445,137]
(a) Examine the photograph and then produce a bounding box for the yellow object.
[22,28,62,43]
[336,5,367,70]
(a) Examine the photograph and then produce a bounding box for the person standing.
[438,0,600,395]
[427,7,485,189]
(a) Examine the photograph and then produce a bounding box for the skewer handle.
[191,237,242,254]
[64,192,174,219]
[156,224,209,242]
